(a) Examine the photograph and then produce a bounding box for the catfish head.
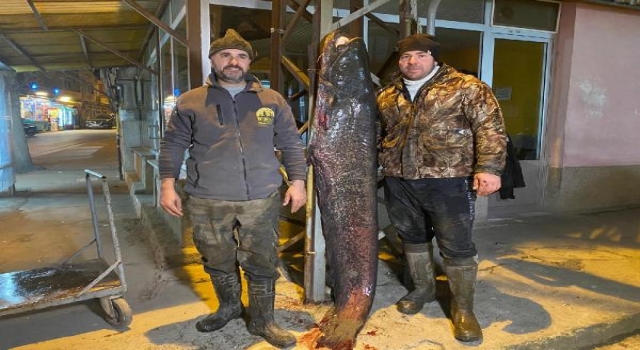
[318,31,370,92]
[316,31,372,131]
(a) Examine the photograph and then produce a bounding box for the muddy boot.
[246,278,296,348]
[444,257,482,342]
[196,273,243,332]
[397,242,436,314]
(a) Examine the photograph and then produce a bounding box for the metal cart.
[0,170,132,328]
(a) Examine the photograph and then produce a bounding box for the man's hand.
[283,179,307,213]
[160,178,183,217]
[473,172,501,197]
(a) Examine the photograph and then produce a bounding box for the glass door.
[488,36,549,215]
[493,38,545,160]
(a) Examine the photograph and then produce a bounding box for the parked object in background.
[23,119,37,137]
[86,116,115,129]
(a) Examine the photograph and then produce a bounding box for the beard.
[216,65,246,84]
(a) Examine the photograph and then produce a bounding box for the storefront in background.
[48,104,77,130]
[20,95,77,131]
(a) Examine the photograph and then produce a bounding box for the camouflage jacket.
[377,64,507,179]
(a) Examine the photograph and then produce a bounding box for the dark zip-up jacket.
[377,64,507,179]
[159,73,306,200]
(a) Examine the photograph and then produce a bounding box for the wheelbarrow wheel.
[101,297,132,328]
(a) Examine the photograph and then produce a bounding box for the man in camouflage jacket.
[377,33,507,343]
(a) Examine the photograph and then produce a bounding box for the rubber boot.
[195,273,243,332]
[397,242,436,314]
[444,257,483,342]
[246,279,296,348]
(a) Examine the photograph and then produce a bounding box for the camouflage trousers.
[186,191,281,280]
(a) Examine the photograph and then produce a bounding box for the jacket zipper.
[232,98,250,199]
[401,84,425,178]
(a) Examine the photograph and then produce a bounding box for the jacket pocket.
[186,158,200,188]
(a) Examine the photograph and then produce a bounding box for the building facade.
[110,0,640,222]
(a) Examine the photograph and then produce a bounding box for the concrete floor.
[1,131,640,349]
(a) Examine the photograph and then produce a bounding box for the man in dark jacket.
[159,29,306,348]
[377,33,507,343]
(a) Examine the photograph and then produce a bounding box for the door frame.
[484,31,554,216]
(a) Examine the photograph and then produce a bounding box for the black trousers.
[384,176,477,259]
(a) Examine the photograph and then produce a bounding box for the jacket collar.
[205,72,263,92]
[391,62,453,92]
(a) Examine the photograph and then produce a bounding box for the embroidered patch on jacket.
[256,107,275,125]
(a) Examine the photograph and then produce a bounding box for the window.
[493,0,560,32]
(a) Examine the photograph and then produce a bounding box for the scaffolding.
[265,0,434,303]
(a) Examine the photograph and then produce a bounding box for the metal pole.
[270,0,285,94]
[85,170,105,260]
[426,0,441,35]
[303,0,334,304]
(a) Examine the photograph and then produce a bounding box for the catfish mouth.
[334,35,352,52]
[318,33,369,91]
[320,32,359,69]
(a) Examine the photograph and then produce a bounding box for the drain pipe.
[426,0,441,35]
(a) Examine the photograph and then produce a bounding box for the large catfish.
[307,31,379,349]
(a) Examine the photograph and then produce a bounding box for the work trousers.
[186,191,281,280]
[384,176,477,259]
